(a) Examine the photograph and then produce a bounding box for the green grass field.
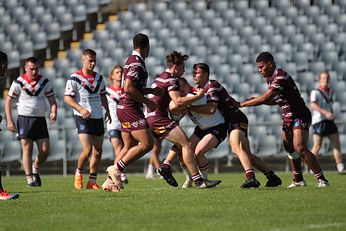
[1,172,345,231]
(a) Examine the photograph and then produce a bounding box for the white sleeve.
[310,90,318,103]
[64,78,75,97]
[8,81,21,98]
[44,80,55,97]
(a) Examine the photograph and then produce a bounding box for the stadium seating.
[1,0,346,172]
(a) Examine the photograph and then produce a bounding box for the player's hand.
[6,119,16,132]
[325,111,335,120]
[195,88,204,98]
[239,102,245,107]
[145,99,156,111]
[105,111,112,123]
[50,112,57,124]
[152,87,163,97]
[79,108,91,119]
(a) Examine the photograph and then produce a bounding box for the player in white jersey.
[5,56,57,187]
[0,51,19,199]
[168,78,226,188]
[310,71,345,174]
[106,65,128,183]
[64,49,111,190]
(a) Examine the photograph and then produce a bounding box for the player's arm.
[64,95,91,119]
[240,89,278,107]
[311,101,334,120]
[100,93,112,123]
[47,95,57,124]
[5,95,15,132]
[169,88,204,107]
[188,101,218,115]
[124,78,156,111]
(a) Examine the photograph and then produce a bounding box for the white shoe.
[102,177,120,192]
[287,180,307,188]
[317,179,330,187]
[195,179,222,189]
[181,178,193,189]
[106,165,124,189]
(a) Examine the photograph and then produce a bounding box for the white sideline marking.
[264,222,344,231]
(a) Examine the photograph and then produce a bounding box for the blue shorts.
[313,120,338,137]
[74,115,104,136]
[17,115,49,141]
[108,129,122,139]
[193,123,228,148]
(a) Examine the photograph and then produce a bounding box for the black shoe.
[27,181,40,188]
[241,178,261,189]
[158,167,178,187]
[33,173,42,186]
[265,174,282,187]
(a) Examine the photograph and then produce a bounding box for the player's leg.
[165,126,220,188]
[181,134,200,188]
[243,135,282,187]
[86,134,104,190]
[110,135,128,183]
[311,134,323,157]
[159,145,181,187]
[293,128,329,186]
[21,138,37,187]
[33,138,50,186]
[74,134,92,189]
[328,133,344,173]
[146,138,161,179]
[229,129,260,188]
[282,130,306,188]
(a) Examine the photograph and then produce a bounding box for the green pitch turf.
[1,172,345,231]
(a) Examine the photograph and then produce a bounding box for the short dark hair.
[165,51,188,68]
[82,48,97,57]
[0,51,8,63]
[133,33,149,49]
[256,52,275,63]
[193,63,210,76]
[24,56,39,65]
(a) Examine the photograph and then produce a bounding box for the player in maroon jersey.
[147,51,221,188]
[240,52,329,187]
[165,63,282,188]
[102,33,162,192]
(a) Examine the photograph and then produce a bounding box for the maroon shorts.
[282,116,311,133]
[147,114,178,139]
[116,106,149,133]
[226,111,248,137]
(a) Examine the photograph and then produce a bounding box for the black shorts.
[74,115,104,136]
[193,123,228,148]
[226,111,249,137]
[313,120,338,137]
[16,115,49,141]
[108,129,122,139]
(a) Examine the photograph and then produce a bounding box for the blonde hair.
[108,65,123,83]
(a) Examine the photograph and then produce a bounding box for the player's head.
[256,52,276,78]
[166,51,189,78]
[109,64,123,84]
[192,63,209,86]
[319,70,330,87]
[82,49,97,72]
[133,33,150,59]
[0,51,8,77]
[24,56,40,79]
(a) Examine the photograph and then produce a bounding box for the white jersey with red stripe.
[187,92,225,130]
[65,69,106,119]
[8,74,55,117]
[106,86,122,131]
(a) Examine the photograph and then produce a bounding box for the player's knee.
[294,144,307,155]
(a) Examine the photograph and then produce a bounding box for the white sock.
[32,164,39,174]
[26,175,34,184]
[183,167,192,180]
[337,163,344,173]
[147,164,154,175]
